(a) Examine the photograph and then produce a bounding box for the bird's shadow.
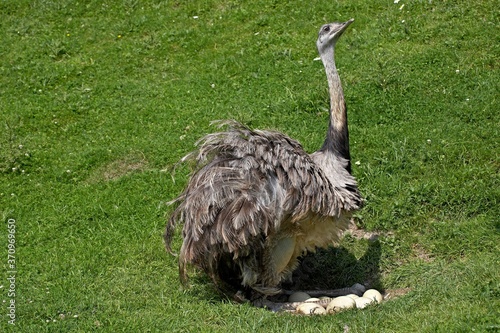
[184,238,383,304]
[283,238,383,293]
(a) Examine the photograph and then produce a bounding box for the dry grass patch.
[87,152,148,183]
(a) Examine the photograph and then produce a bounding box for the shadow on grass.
[182,277,228,304]
[178,239,382,304]
[286,239,383,293]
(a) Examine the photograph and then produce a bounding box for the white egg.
[288,291,311,302]
[355,297,375,309]
[305,297,321,302]
[363,289,383,303]
[326,296,356,313]
[296,302,326,315]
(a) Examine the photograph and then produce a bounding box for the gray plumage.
[165,19,362,299]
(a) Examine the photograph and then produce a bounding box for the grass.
[1,0,498,332]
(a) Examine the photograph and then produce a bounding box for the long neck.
[319,47,351,173]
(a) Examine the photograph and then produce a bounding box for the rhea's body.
[165,19,362,300]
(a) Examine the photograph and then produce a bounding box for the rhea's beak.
[337,18,354,36]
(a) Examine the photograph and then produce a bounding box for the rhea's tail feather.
[178,242,190,286]
[163,199,185,256]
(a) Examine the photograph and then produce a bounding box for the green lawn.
[1,0,499,332]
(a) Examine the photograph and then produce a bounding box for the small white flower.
[355,161,361,166]
[399,4,405,10]
[394,0,400,3]
[193,16,199,19]
[427,139,431,144]
[456,69,460,74]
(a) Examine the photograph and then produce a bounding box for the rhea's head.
[316,19,354,54]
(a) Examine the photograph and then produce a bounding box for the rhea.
[165,19,363,309]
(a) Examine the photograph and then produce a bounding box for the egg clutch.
[288,289,384,315]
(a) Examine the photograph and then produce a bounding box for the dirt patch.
[343,221,393,241]
[412,243,434,263]
[87,152,147,183]
[383,287,412,300]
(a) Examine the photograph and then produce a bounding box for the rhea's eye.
[323,26,330,32]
